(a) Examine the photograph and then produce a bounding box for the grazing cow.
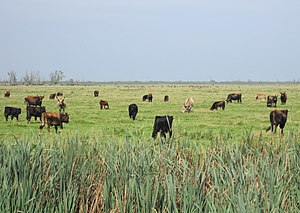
[152,115,174,139]
[4,107,21,121]
[4,91,10,97]
[267,95,277,107]
[26,106,46,123]
[56,92,63,97]
[164,95,169,102]
[255,94,266,100]
[39,112,69,133]
[182,97,194,113]
[94,90,99,97]
[128,103,138,120]
[142,94,148,101]
[227,93,242,103]
[100,100,109,109]
[25,96,43,106]
[210,101,225,110]
[49,93,56,99]
[266,110,288,134]
[57,96,67,112]
[280,92,287,105]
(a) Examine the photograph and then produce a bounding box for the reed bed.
[0,132,299,212]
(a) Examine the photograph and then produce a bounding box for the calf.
[266,110,288,134]
[152,115,173,139]
[26,106,46,123]
[57,96,67,112]
[210,101,225,110]
[227,93,242,103]
[49,93,56,99]
[255,94,265,100]
[182,97,194,113]
[280,92,287,105]
[4,91,10,97]
[128,103,138,120]
[100,100,109,109]
[40,112,69,133]
[267,95,277,107]
[164,95,169,102]
[94,90,99,97]
[4,107,21,121]
[148,93,153,102]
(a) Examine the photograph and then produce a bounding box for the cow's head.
[61,113,69,123]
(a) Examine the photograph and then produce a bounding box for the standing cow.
[280,92,287,105]
[266,110,288,134]
[255,94,266,100]
[267,95,277,107]
[164,95,169,102]
[210,101,225,110]
[25,95,44,107]
[152,115,173,139]
[26,106,46,123]
[227,93,242,103]
[94,90,99,97]
[128,103,138,120]
[49,93,56,99]
[4,91,10,97]
[4,107,21,121]
[100,100,109,109]
[182,97,194,113]
[57,96,67,112]
[39,112,69,133]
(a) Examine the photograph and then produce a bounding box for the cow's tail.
[40,113,46,129]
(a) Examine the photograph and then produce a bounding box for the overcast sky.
[1,0,299,82]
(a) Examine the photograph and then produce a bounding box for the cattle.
[4,91,10,97]
[280,92,287,105]
[57,96,67,112]
[182,97,194,113]
[227,93,242,103]
[4,107,21,121]
[255,94,266,100]
[26,106,46,123]
[94,90,99,97]
[152,115,174,139]
[39,112,69,133]
[49,93,56,99]
[142,94,148,101]
[142,93,153,102]
[210,101,225,110]
[100,100,109,109]
[267,95,277,107]
[266,110,288,134]
[164,95,169,102]
[56,92,63,96]
[25,95,44,107]
[128,103,138,120]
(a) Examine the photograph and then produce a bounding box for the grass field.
[1,83,300,212]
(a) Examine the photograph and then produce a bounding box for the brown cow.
[255,94,266,100]
[4,91,10,97]
[49,93,56,99]
[182,97,194,113]
[267,95,277,107]
[266,110,288,134]
[57,96,67,112]
[39,112,69,133]
[210,101,225,110]
[25,95,44,106]
[100,100,109,109]
[280,92,287,105]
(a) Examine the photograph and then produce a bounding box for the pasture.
[1,83,300,212]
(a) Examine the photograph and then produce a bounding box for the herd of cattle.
[3,89,289,137]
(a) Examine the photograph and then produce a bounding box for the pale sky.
[1,0,299,82]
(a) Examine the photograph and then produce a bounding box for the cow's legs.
[169,130,172,138]
[16,115,19,121]
[5,114,8,121]
[55,125,58,133]
[47,124,51,133]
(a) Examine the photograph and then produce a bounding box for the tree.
[22,71,41,85]
[49,70,64,84]
[7,70,17,85]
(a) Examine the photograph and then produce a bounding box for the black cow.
[142,93,153,102]
[267,95,277,107]
[266,110,288,134]
[94,90,99,97]
[164,95,169,102]
[280,92,287,105]
[56,92,63,96]
[26,106,46,123]
[152,115,173,139]
[226,93,242,103]
[210,101,225,110]
[4,107,21,121]
[4,91,10,97]
[142,94,148,101]
[128,103,138,120]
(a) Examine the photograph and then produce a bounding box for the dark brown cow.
[266,110,288,134]
[255,94,266,100]
[57,96,67,112]
[39,112,69,133]
[26,106,46,123]
[142,93,153,102]
[4,91,10,97]
[164,95,169,102]
[128,103,138,120]
[100,100,109,109]
[227,93,242,103]
[49,93,56,99]
[267,95,277,107]
[56,92,63,96]
[152,115,173,139]
[280,92,287,105]
[94,90,99,97]
[142,94,148,101]
[25,96,44,106]
[210,101,225,110]
[4,107,21,121]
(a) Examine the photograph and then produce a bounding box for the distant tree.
[22,71,41,84]
[7,70,17,85]
[49,70,64,84]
